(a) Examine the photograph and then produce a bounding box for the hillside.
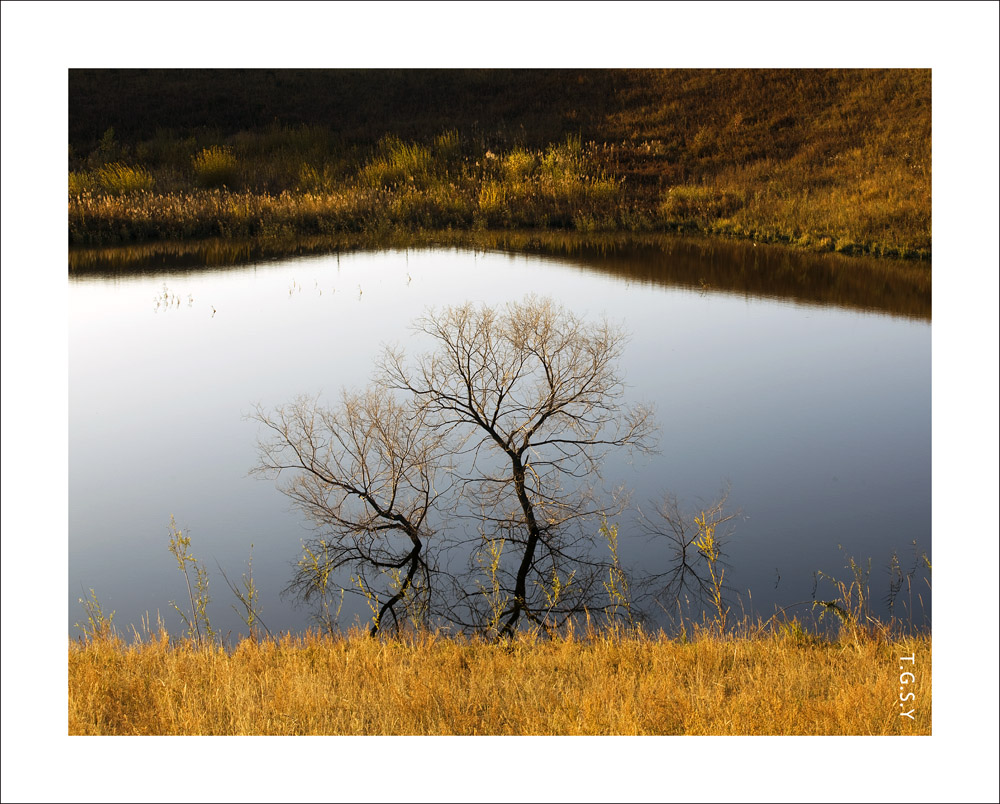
[68,69,931,258]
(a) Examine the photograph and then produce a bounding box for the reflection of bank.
[501,232,931,321]
[69,230,931,321]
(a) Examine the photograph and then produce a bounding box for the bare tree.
[252,388,444,635]
[252,297,657,637]
[380,296,657,636]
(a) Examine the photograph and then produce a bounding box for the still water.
[69,243,931,637]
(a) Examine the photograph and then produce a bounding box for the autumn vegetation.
[65,70,934,737]
[68,623,931,736]
[67,296,932,735]
[68,69,931,259]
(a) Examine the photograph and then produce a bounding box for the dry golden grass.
[67,69,931,258]
[68,626,931,736]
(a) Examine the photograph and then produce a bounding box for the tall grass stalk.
[694,510,729,635]
[601,519,635,630]
[75,588,116,641]
[476,536,509,639]
[218,544,271,640]
[166,515,214,645]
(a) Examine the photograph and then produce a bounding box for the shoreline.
[68,184,932,261]
[69,229,932,321]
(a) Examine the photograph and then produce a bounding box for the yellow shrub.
[193,146,238,188]
[478,180,507,218]
[503,148,536,181]
[96,163,155,194]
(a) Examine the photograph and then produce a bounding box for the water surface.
[69,244,931,636]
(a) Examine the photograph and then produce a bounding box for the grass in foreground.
[68,625,931,735]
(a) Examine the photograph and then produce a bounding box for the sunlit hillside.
[68,69,931,258]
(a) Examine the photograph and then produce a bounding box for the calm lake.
[69,238,931,637]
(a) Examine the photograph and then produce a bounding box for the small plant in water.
[534,566,576,637]
[353,574,382,634]
[601,519,635,630]
[219,543,271,640]
[813,548,875,643]
[167,515,214,644]
[296,541,345,634]
[476,535,509,639]
[694,510,729,635]
[75,588,115,641]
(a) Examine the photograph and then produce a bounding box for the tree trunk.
[501,456,543,637]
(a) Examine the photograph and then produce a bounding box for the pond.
[69,238,931,637]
